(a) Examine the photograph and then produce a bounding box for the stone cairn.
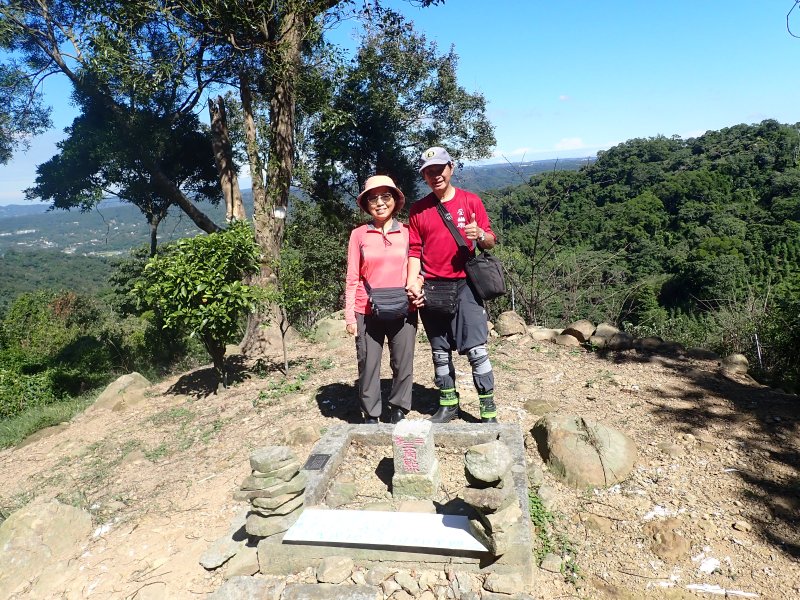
[461,439,523,556]
[233,446,307,538]
[391,420,440,499]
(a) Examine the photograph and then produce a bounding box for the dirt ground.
[1,328,799,599]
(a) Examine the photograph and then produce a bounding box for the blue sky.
[2,0,799,205]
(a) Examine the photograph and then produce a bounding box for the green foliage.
[305,11,495,206]
[135,221,262,382]
[26,89,221,255]
[280,200,351,330]
[493,120,800,390]
[0,392,94,449]
[528,491,580,584]
[0,64,51,164]
[0,290,120,418]
[0,250,113,317]
[0,369,56,419]
[759,274,800,391]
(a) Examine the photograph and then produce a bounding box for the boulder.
[493,311,527,337]
[606,332,634,351]
[90,372,151,411]
[199,510,248,570]
[283,424,320,446]
[588,335,607,349]
[562,320,595,343]
[312,314,349,349]
[250,446,297,473]
[721,353,749,374]
[686,347,720,360]
[634,336,664,352]
[554,334,581,347]
[316,556,354,584]
[531,414,637,489]
[528,327,559,342]
[0,499,92,598]
[593,322,620,339]
[657,341,685,356]
[464,440,513,484]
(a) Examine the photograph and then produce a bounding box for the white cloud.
[554,137,586,150]
[558,95,571,102]
[492,147,532,159]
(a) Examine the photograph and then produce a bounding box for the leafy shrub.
[279,201,351,331]
[135,221,262,385]
[0,368,57,419]
[1,291,118,396]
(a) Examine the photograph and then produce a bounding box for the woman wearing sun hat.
[345,175,419,424]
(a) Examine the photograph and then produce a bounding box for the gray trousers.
[355,312,418,418]
[419,279,494,395]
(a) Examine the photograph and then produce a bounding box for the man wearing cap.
[406,147,499,423]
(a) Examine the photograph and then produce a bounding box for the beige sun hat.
[356,175,405,213]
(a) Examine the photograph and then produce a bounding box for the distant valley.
[0,157,591,312]
[0,156,591,258]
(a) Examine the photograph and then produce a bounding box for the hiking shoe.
[479,393,497,423]
[364,416,379,424]
[430,404,459,423]
[389,406,406,424]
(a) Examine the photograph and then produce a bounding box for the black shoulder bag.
[434,202,507,301]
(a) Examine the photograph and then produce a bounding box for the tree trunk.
[209,96,246,222]
[150,167,222,234]
[149,219,159,257]
[241,16,305,357]
[203,333,227,392]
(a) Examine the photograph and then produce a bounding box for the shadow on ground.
[315,380,462,424]
[596,346,800,558]
[165,355,308,398]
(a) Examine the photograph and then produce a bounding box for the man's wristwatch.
[478,230,486,242]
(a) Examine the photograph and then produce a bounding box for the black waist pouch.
[367,286,409,320]
[422,279,460,314]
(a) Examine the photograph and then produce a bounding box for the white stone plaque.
[282,508,487,552]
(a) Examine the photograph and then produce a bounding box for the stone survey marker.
[391,419,440,499]
[283,508,487,552]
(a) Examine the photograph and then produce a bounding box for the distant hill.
[0,197,229,257]
[456,157,593,192]
[0,203,49,218]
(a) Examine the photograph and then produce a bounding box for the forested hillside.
[481,119,799,389]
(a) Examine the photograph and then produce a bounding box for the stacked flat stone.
[233,446,307,538]
[461,440,523,556]
[391,420,440,499]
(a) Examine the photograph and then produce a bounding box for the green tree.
[26,92,220,255]
[307,12,495,207]
[1,0,224,233]
[134,222,262,387]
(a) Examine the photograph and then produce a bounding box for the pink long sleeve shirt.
[345,219,411,325]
